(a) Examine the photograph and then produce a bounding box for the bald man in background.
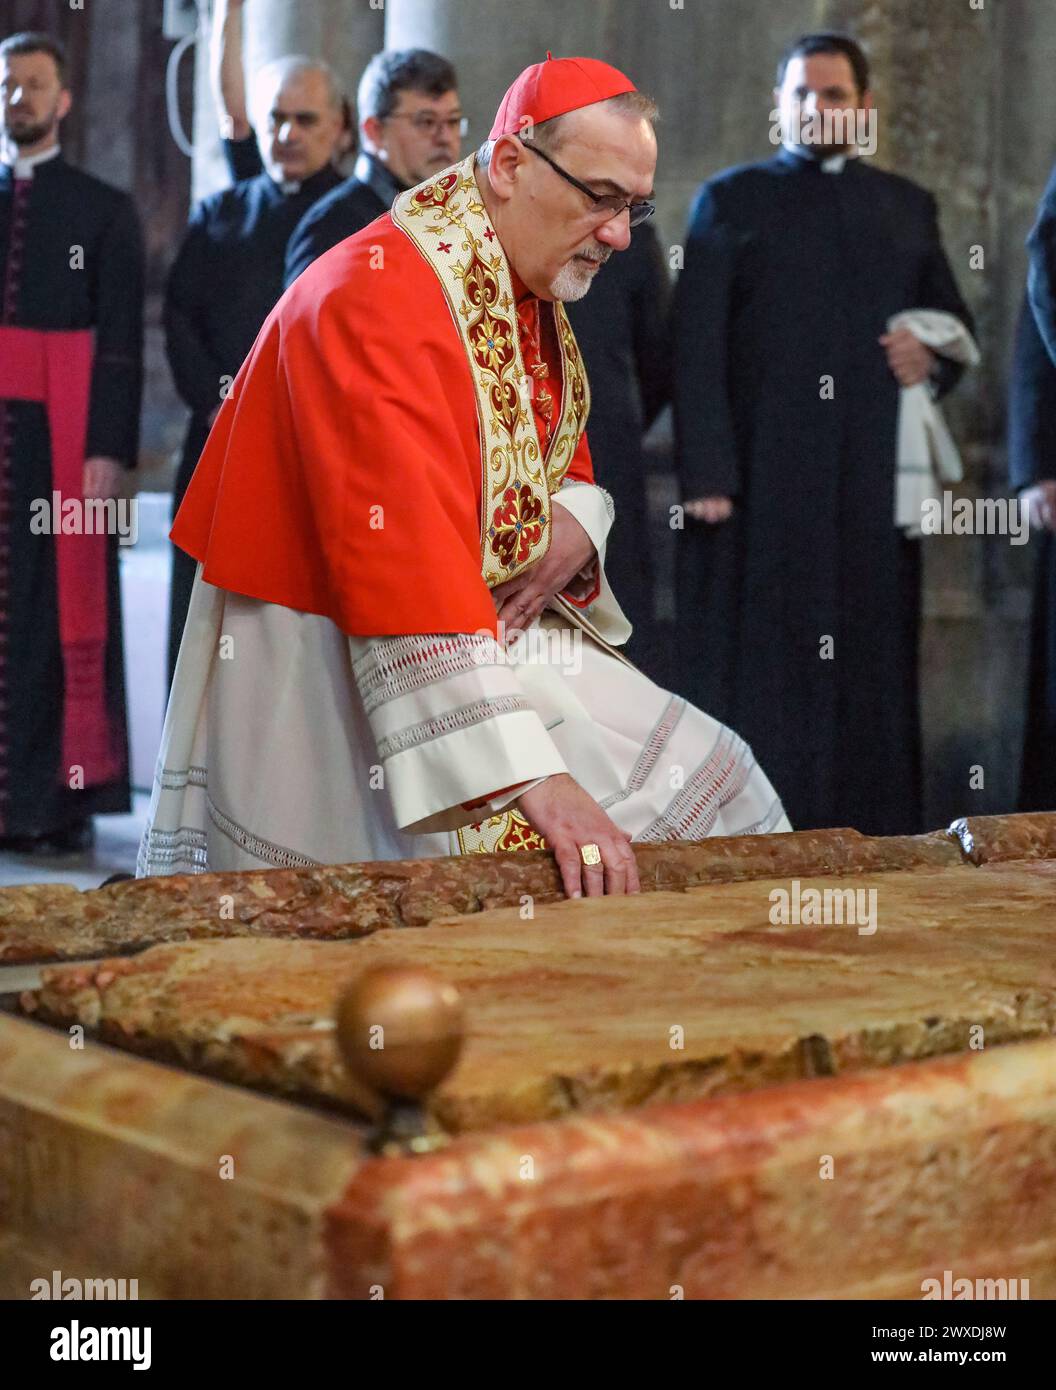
[163,13,346,682]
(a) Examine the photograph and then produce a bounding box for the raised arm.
[211,0,250,142]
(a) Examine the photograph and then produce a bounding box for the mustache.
[576,247,612,265]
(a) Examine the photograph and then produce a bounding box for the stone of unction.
[0,823,968,964]
[22,859,1056,1131]
[5,811,1056,1299]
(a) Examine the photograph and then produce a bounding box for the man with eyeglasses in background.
[285,48,463,286]
[143,56,788,896]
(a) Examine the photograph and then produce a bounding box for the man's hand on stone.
[83,456,124,502]
[491,504,596,635]
[1023,480,1056,533]
[517,773,641,899]
[685,495,734,524]
[879,326,936,387]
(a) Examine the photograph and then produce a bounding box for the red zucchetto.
[488,53,637,140]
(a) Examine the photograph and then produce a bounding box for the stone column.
[193,0,386,199]
[191,3,227,202]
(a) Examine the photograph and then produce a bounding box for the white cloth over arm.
[889,309,980,535]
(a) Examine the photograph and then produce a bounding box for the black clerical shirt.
[284,151,406,288]
[164,160,343,422]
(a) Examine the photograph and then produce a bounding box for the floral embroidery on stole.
[391,156,592,854]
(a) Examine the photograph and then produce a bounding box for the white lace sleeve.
[348,631,566,833]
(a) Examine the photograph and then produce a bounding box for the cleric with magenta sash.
[0,31,143,854]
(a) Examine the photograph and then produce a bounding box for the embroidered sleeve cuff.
[460,774,550,817]
[385,710,566,833]
[461,781,529,811]
[350,632,567,833]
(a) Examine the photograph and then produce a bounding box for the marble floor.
[0,793,149,890]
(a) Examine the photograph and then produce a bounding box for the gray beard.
[549,257,604,302]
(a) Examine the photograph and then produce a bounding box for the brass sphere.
[335,966,465,1101]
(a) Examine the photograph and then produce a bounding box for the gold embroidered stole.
[391,155,589,589]
[391,156,592,856]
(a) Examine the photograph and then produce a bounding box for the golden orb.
[335,966,465,1101]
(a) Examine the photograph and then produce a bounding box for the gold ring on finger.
[579,843,602,867]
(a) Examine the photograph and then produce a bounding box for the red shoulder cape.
[171,211,593,637]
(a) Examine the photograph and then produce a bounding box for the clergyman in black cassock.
[0,45,143,848]
[565,222,670,677]
[1014,163,1056,810]
[164,63,344,681]
[673,30,973,837]
[674,142,971,835]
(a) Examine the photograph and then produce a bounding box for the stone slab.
[21,862,1056,1132]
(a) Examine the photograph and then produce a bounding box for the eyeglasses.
[386,112,469,138]
[519,139,655,227]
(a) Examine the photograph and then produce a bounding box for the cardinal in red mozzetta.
[142,56,789,894]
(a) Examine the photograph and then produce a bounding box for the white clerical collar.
[3,142,61,179]
[782,141,858,174]
[279,178,302,195]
